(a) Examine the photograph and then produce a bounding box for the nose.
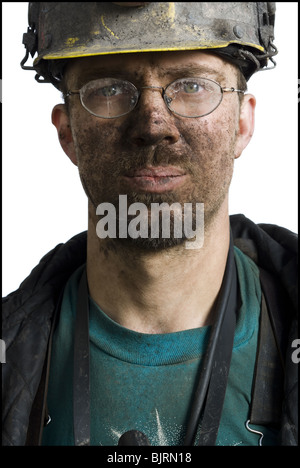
[126,86,181,147]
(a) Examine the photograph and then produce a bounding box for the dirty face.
[56,50,253,249]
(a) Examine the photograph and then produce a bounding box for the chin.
[115,235,187,252]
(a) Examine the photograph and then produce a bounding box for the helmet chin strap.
[211,44,277,82]
[73,229,238,446]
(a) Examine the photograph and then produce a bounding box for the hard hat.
[21,2,277,88]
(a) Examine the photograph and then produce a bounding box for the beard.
[115,192,203,251]
[76,125,236,252]
[84,179,204,251]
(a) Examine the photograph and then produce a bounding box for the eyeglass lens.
[80,77,223,118]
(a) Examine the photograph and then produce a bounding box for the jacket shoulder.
[231,214,298,446]
[2,231,87,446]
[230,214,297,311]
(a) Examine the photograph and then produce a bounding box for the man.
[2,2,298,446]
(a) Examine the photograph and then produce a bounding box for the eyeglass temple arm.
[222,87,245,94]
[64,90,80,98]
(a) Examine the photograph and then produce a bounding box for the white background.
[2,2,298,296]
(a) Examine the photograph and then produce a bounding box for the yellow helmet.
[21,2,277,88]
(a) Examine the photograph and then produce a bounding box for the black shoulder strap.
[249,268,290,427]
[73,268,90,446]
[25,290,64,445]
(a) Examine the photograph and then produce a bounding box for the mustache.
[106,147,194,176]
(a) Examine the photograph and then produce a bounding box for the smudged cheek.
[180,121,226,168]
[71,122,124,200]
[72,121,122,165]
[181,119,236,190]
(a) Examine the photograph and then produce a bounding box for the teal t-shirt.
[42,247,278,446]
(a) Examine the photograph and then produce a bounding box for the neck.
[86,201,230,334]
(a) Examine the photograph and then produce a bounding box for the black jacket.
[2,215,298,446]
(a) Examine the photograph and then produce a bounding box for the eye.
[183,82,202,94]
[99,84,119,97]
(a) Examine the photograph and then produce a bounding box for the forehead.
[64,50,238,87]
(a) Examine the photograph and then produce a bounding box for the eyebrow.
[74,68,131,88]
[75,63,227,87]
[158,64,227,83]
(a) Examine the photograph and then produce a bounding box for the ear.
[51,104,78,166]
[234,93,256,159]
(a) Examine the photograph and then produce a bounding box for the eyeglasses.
[64,77,245,119]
